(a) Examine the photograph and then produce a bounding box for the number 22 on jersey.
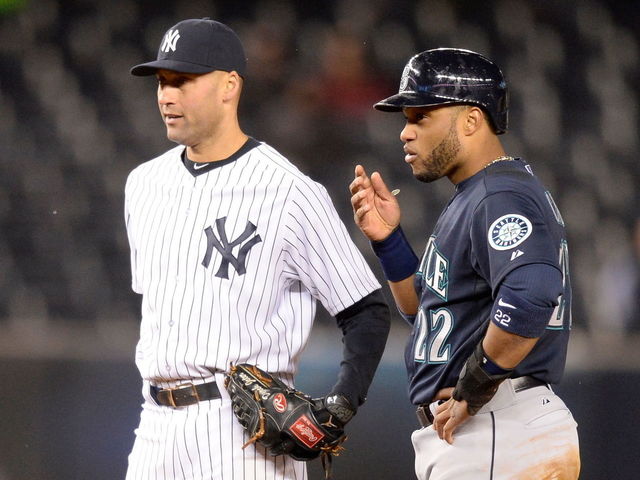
[412,240,570,363]
[414,308,453,364]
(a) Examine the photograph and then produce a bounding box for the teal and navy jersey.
[406,158,571,405]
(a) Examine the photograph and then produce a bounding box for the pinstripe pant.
[126,386,307,480]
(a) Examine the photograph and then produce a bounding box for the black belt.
[511,375,548,393]
[150,381,221,407]
[416,376,549,427]
[416,403,436,428]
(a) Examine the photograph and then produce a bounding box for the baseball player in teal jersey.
[350,48,580,479]
[125,18,390,480]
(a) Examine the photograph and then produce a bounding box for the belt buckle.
[416,404,434,428]
[166,383,200,407]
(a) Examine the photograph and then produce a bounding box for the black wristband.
[452,341,513,415]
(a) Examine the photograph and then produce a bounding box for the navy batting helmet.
[375,48,509,134]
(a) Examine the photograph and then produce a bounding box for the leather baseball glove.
[224,364,354,476]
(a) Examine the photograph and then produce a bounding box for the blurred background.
[0,0,638,478]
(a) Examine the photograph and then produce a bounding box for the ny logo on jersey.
[202,217,262,279]
[420,236,449,301]
[161,29,180,53]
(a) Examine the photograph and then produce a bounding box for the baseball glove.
[224,364,352,476]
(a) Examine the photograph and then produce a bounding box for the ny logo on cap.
[161,29,180,53]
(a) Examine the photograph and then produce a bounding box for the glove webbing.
[242,398,267,449]
[321,451,333,480]
[320,439,347,480]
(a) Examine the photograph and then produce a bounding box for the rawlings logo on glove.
[273,393,287,412]
[224,364,353,478]
[291,415,324,447]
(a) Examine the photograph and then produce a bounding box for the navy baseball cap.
[130,18,247,77]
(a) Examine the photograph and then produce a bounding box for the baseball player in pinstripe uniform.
[125,18,390,480]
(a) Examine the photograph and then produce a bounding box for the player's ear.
[222,71,242,102]
[461,106,484,136]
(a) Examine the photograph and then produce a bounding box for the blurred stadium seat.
[0,0,638,338]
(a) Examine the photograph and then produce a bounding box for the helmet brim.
[374,92,507,134]
[374,92,460,112]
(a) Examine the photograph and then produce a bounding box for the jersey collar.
[182,137,261,176]
[456,157,524,192]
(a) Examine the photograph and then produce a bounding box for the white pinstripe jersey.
[125,140,380,387]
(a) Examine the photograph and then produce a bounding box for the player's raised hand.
[349,165,401,241]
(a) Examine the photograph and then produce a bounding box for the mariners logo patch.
[488,214,532,250]
[399,63,415,92]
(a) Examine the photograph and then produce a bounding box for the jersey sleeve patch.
[487,214,533,251]
[471,191,559,291]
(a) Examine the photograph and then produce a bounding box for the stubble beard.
[413,120,461,184]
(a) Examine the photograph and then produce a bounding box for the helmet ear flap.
[374,48,509,135]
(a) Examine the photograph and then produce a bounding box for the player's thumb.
[370,172,393,199]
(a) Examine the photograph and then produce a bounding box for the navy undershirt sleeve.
[332,289,391,407]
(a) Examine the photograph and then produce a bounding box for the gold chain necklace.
[484,155,514,169]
